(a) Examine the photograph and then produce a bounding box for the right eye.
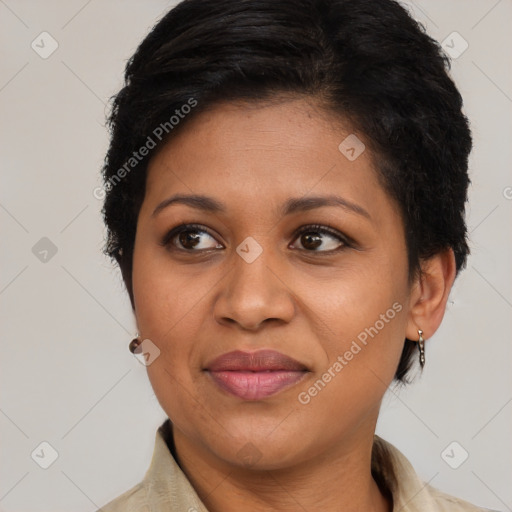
[160,224,224,252]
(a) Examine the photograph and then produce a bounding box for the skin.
[131,97,456,512]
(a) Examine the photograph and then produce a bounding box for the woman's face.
[132,98,417,469]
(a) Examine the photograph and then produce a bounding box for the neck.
[169,423,393,512]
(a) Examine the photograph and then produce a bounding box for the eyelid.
[290,223,352,251]
[159,223,223,249]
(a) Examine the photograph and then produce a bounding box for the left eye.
[290,225,347,252]
[162,224,223,251]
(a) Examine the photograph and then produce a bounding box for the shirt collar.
[371,434,439,511]
[140,419,440,512]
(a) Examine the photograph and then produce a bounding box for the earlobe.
[405,248,457,341]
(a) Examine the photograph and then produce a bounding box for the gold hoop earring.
[418,329,425,367]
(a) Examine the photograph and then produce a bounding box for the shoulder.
[425,483,500,512]
[372,436,498,512]
[95,419,208,512]
[96,481,149,512]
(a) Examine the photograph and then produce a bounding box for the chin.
[199,412,311,469]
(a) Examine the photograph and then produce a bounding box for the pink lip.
[205,350,309,400]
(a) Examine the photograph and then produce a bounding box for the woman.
[97,0,494,510]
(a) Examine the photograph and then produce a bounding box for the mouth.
[204,349,309,400]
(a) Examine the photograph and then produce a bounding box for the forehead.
[143,98,398,223]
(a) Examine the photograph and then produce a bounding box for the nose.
[213,245,296,331]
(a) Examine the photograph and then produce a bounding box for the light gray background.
[1,1,511,510]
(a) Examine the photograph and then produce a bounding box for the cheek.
[132,245,207,423]
[309,255,405,329]
[132,240,201,337]
[303,254,409,386]
[295,283,407,432]
[131,243,225,392]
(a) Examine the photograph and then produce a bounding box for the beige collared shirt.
[97,419,494,512]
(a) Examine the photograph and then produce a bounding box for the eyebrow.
[152,194,225,217]
[152,193,371,220]
[280,195,371,219]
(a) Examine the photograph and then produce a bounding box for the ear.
[405,248,457,341]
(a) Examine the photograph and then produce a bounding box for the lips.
[205,350,309,400]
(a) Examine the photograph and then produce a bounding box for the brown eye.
[291,225,347,252]
[162,224,223,251]
[300,232,323,250]
[178,230,202,250]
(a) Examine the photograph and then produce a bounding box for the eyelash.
[160,223,352,254]
[293,224,351,252]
